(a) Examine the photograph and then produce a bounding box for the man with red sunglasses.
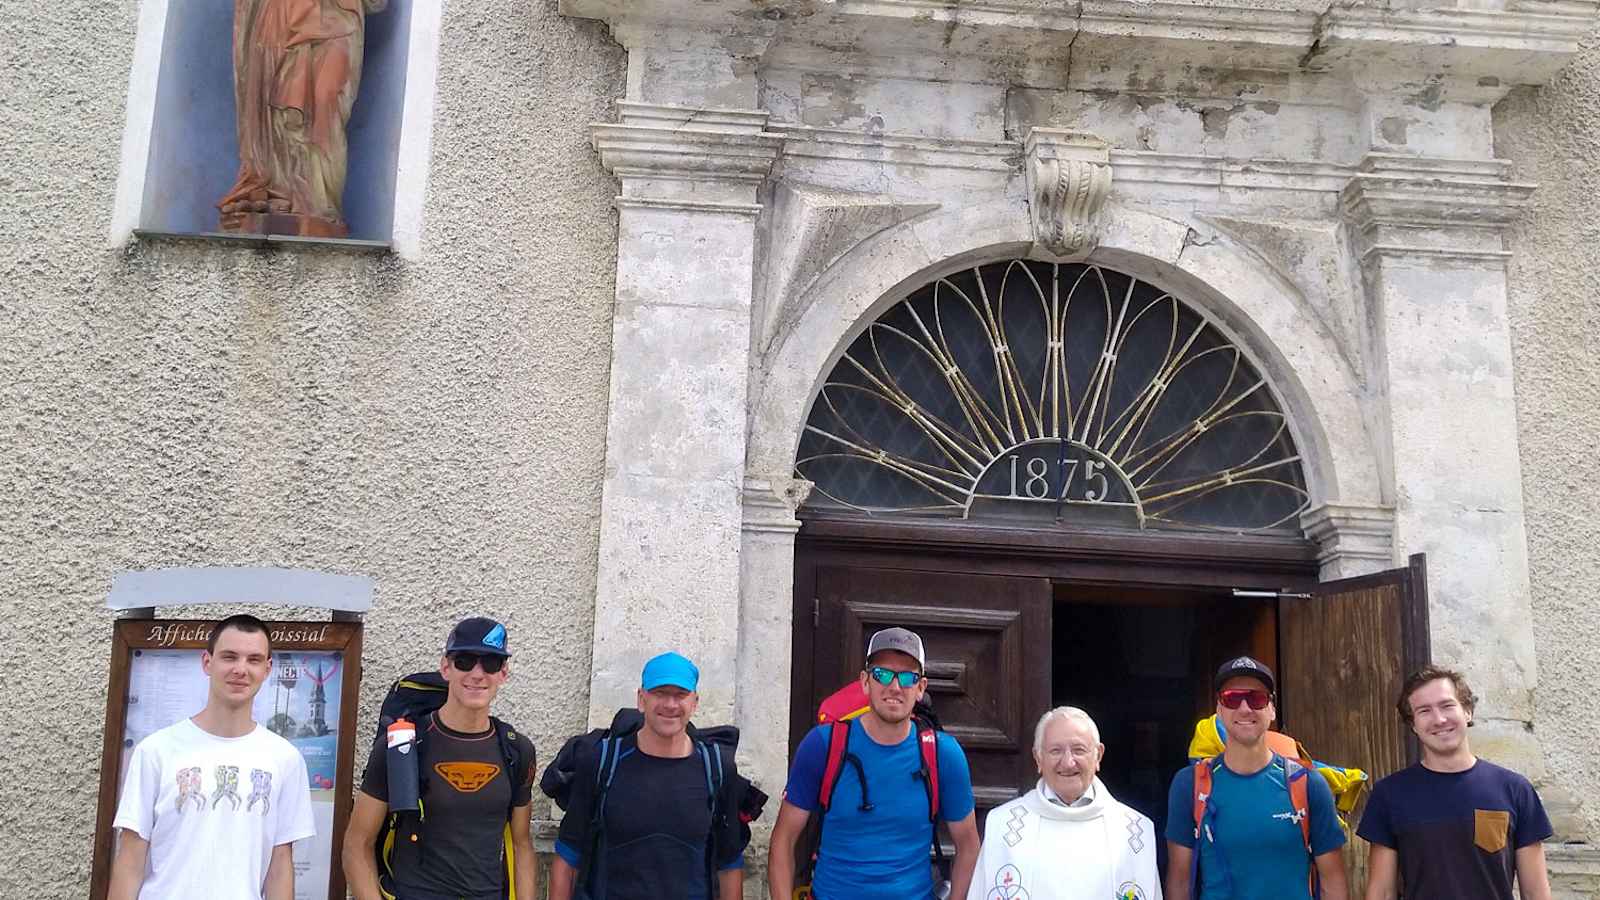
[1163,656,1348,900]
[345,617,537,900]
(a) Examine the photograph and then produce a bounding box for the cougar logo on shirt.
[434,761,501,793]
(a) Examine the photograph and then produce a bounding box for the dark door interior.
[1053,583,1278,872]
[809,566,1052,826]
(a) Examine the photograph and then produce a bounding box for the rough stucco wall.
[1495,35,1600,845]
[0,2,624,895]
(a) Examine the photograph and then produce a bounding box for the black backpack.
[369,672,532,900]
[540,708,768,900]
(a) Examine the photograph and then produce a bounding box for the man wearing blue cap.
[344,617,537,900]
[549,651,751,900]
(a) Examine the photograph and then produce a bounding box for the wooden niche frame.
[89,618,365,900]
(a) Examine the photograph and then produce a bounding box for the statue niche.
[217,0,388,238]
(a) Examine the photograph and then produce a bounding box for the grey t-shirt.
[361,712,535,899]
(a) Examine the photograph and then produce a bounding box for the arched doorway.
[787,259,1429,873]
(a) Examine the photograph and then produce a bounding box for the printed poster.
[122,649,344,900]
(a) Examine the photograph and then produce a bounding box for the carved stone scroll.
[1023,129,1112,260]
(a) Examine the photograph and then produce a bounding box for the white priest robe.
[968,777,1162,900]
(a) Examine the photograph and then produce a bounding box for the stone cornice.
[741,475,813,533]
[1342,154,1536,264]
[1300,502,1396,574]
[563,0,1596,88]
[592,102,785,215]
[592,103,784,180]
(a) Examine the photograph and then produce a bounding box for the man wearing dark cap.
[768,626,980,900]
[344,617,537,900]
[1163,656,1348,900]
[549,651,752,900]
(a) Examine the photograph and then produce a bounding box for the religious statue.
[218,0,388,238]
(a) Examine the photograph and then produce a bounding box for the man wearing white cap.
[968,707,1161,900]
[769,626,980,900]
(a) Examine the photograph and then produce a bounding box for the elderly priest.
[968,707,1162,900]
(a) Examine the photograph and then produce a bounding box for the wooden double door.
[791,521,1432,846]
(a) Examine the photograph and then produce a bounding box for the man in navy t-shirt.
[1358,666,1553,900]
[767,627,979,900]
[1164,656,1349,900]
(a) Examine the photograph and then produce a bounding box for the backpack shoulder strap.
[1283,755,1319,900]
[817,721,852,814]
[1283,755,1314,853]
[490,718,529,814]
[1189,757,1220,900]
[916,720,941,821]
[1191,756,1216,839]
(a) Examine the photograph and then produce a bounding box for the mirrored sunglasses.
[867,665,923,688]
[1218,688,1272,710]
[451,652,505,675]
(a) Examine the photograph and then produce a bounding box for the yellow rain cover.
[1187,715,1369,815]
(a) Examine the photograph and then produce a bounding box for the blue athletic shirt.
[1165,754,1345,900]
[785,719,975,900]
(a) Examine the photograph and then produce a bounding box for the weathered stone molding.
[757,183,940,350]
[1301,502,1397,578]
[1342,154,1537,266]
[591,102,783,216]
[741,475,813,534]
[565,0,1597,89]
[1023,129,1113,260]
[1548,843,1600,899]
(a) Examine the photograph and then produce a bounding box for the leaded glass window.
[795,260,1310,533]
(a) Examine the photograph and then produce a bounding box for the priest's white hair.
[1032,706,1101,755]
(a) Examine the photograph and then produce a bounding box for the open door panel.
[1278,553,1430,890]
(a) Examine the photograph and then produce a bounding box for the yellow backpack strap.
[504,822,516,900]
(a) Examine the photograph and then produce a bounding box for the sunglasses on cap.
[867,665,923,688]
[1218,688,1272,710]
[451,652,505,675]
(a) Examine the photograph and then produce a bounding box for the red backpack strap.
[817,722,851,813]
[916,721,941,820]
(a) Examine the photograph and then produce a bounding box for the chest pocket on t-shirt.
[1474,808,1510,853]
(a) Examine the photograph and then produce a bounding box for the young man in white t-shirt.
[109,614,316,900]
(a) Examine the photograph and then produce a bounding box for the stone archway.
[733,198,1395,811]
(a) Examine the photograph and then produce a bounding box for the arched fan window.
[795,261,1310,533]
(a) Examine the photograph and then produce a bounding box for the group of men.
[110,614,1555,900]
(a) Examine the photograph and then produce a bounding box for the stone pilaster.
[586,103,782,725]
[735,475,812,818]
[1343,153,1543,770]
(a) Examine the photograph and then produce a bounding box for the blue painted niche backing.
[140,0,413,242]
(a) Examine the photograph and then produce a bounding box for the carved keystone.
[1023,129,1112,260]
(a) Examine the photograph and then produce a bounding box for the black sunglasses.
[451,652,505,675]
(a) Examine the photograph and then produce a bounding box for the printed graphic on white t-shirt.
[113,719,315,900]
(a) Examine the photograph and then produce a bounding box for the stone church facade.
[4,0,1599,895]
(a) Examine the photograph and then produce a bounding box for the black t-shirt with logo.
[554,743,746,900]
[361,712,536,900]
[1356,759,1552,900]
